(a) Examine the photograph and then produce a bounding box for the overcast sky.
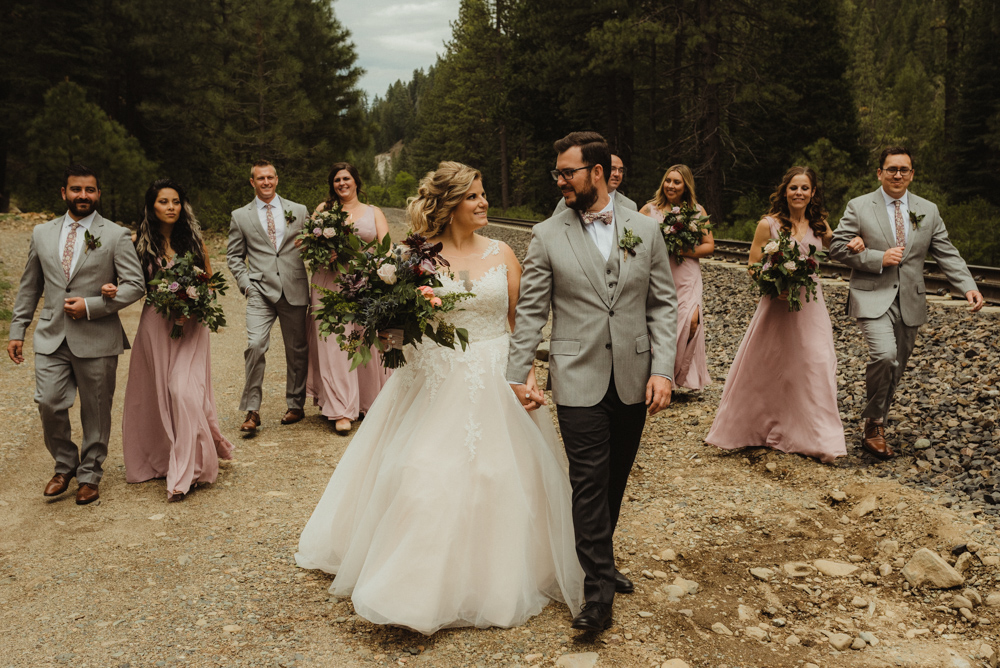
[334,0,461,102]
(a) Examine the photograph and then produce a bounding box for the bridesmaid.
[640,165,713,391]
[306,162,392,434]
[704,166,846,463]
[117,179,234,501]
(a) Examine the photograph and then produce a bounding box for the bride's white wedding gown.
[295,239,584,635]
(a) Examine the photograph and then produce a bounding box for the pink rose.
[430,297,442,308]
[418,258,436,275]
[671,206,681,214]
[186,286,199,299]
[417,285,435,297]
[313,227,322,236]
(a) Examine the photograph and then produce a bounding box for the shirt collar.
[880,186,908,208]
[64,210,97,230]
[255,194,282,210]
[598,195,614,215]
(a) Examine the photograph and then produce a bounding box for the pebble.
[222,624,241,633]
[672,576,698,594]
[879,563,893,576]
[813,559,859,577]
[711,622,733,635]
[782,562,814,577]
[859,631,879,646]
[851,637,867,650]
[950,594,974,609]
[750,567,774,581]
[828,633,852,650]
[660,661,691,668]
[637,611,654,618]
[744,626,768,641]
[784,634,800,646]
[851,596,868,608]
[830,490,847,502]
[555,652,598,668]
[955,552,974,573]
[902,548,964,588]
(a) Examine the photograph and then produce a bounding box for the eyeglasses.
[550,165,593,182]
[881,167,912,176]
[610,167,626,175]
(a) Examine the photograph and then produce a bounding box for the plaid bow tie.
[582,211,612,226]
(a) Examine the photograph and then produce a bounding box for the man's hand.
[100,283,118,299]
[510,381,544,412]
[7,340,24,364]
[881,246,904,267]
[63,297,87,320]
[967,290,985,313]
[646,375,672,415]
[846,236,865,254]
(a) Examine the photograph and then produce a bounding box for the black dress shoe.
[571,602,613,631]
[614,570,634,594]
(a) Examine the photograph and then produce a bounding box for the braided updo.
[406,161,482,237]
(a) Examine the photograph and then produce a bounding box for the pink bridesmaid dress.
[649,207,710,390]
[122,295,234,496]
[306,205,392,422]
[705,217,846,463]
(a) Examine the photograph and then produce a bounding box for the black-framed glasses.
[881,167,912,176]
[550,165,593,181]
[610,167,626,175]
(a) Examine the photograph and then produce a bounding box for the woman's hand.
[778,289,790,301]
[378,328,404,350]
[100,283,118,299]
[174,315,189,326]
[294,237,303,248]
[846,236,865,254]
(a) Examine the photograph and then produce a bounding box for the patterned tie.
[62,222,80,281]
[265,203,278,248]
[893,200,906,248]
[582,211,613,226]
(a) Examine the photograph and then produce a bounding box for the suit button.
[606,269,611,274]
[605,343,611,350]
[893,284,898,288]
[608,283,614,288]
[609,310,615,316]
[66,287,71,293]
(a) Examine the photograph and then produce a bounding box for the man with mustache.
[552,153,637,216]
[7,164,145,504]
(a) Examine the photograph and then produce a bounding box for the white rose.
[763,240,779,255]
[688,222,699,232]
[376,264,398,285]
[783,261,797,272]
[322,227,337,238]
[186,286,199,299]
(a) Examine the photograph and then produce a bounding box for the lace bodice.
[436,239,508,342]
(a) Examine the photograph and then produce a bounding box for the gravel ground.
[1,210,1000,668]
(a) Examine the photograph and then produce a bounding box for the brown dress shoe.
[862,420,894,460]
[281,408,305,425]
[44,473,73,497]
[240,410,261,433]
[76,483,100,505]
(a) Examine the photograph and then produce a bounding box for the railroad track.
[488,216,1000,305]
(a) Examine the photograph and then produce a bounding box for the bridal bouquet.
[146,252,228,338]
[296,202,363,274]
[659,204,711,262]
[749,230,825,312]
[313,233,472,370]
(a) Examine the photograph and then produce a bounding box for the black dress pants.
[556,372,646,605]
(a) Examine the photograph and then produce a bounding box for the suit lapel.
[44,216,68,286]
[244,202,275,251]
[610,205,632,307]
[277,203,300,253]
[563,212,612,308]
[870,191,894,247]
[902,195,921,262]
[69,215,103,283]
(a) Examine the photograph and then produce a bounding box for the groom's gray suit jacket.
[9,213,145,356]
[507,203,677,407]
[227,199,310,306]
[830,189,977,327]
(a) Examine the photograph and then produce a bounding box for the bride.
[295,161,584,634]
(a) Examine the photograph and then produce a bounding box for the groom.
[227,160,310,434]
[508,132,677,631]
[830,147,983,459]
[7,164,144,504]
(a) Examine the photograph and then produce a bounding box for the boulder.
[902,548,964,589]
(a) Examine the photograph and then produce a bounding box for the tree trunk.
[696,0,724,220]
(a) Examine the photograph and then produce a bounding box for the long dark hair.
[135,179,206,281]
[322,162,366,211]
[766,166,828,236]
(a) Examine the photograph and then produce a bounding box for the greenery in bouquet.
[748,230,825,312]
[296,201,364,274]
[146,252,228,338]
[313,233,473,370]
[659,204,711,262]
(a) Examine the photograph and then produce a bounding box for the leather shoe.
[571,601,613,632]
[240,410,261,433]
[862,420,894,460]
[281,408,305,425]
[76,483,99,505]
[44,473,73,497]
[614,570,634,594]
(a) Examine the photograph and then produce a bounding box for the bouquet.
[313,233,473,370]
[748,230,825,312]
[147,252,228,338]
[296,202,363,274]
[659,204,711,262]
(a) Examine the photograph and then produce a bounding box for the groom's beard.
[567,180,598,213]
[68,198,97,218]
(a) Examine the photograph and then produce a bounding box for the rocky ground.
[0,209,998,668]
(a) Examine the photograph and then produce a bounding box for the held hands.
[100,283,118,299]
[511,372,546,412]
[7,340,24,365]
[63,297,87,320]
[846,237,865,254]
[646,375,672,415]
[377,328,405,350]
[882,246,905,267]
[967,290,985,313]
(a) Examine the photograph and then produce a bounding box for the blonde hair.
[407,161,482,236]
[651,164,699,211]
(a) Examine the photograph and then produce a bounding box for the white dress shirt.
[880,187,910,247]
[255,194,286,248]
[581,197,616,261]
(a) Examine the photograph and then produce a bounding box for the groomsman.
[552,153,637,216]
[226,160,310,434]
[7,165,145,504]
[830,147,984,459]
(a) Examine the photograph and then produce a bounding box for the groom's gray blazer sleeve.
[506,230,554,385]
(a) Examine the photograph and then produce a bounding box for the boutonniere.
[284,209,296,225]
[83,230,101,253]
[909,211,925,230]
[619,228,642,260]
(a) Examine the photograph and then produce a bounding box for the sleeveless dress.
[122,273,234,496]
[306,205,391,421]
[295,239,585,635]
[704,217,846,463]
[648,207,710,390]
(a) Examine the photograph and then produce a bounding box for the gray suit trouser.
[240,288,308,412]
[857,297,918,422]
[35,341,118,485]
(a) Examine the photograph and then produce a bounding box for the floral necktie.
[265,204,277,249]
[62,222,80,281]
[893,200,905,248]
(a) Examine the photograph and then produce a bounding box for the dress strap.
[481,238,501,259]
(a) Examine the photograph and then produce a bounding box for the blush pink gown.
[122,301,234,496]
[704,217,846,463]
[306,205,391,422]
